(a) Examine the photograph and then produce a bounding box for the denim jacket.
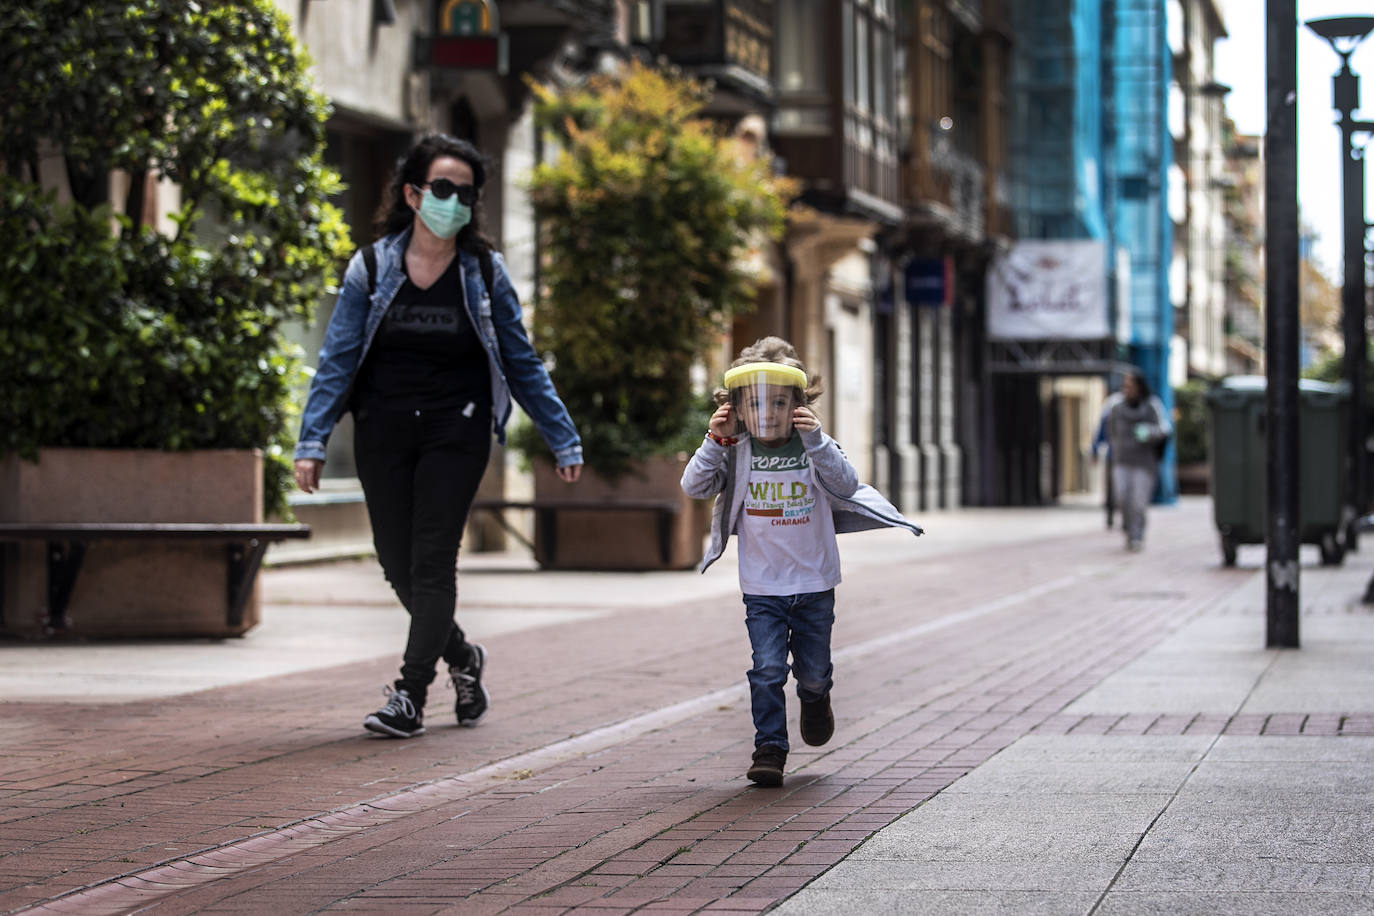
[294,229,582,467]
[680,428,922,574]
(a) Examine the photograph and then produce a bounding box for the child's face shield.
[723,363,807,441]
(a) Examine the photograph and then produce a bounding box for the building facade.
[873,0,1012,511]
[269,0,1234,555]
[1168,0,1230,383]
[1222,124,1264,375]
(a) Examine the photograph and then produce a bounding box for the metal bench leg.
[536,508,558,566]
[226,538,269,628]
[656,510,674,566]
[474,507,536,553]
[46,540,85,630]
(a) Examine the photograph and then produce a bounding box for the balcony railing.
[843,105,900,208]
[915,121,986,239]
[659,0,774,98]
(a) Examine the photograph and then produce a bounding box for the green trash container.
[1205,375,1348,567]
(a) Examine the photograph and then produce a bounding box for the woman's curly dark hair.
[374,133,495,259]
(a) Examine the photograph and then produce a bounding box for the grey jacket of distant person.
[1102,392,1172,470]
[681,427,923,574]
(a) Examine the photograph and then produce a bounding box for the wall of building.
[274,0,425,127]
[827,251,876,483]
[1169,0,1230,381]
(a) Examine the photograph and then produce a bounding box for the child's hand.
[793,406,821,432]
[709,403,734,437]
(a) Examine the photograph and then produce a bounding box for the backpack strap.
[362,242,377,295]
[478,247,494,296]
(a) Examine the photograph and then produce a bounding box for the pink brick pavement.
[2,499,1369,914]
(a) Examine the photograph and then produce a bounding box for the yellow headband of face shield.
[722,362,808,390]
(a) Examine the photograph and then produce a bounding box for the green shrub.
[1172,379,1209,465]
[518,62,795,478]
[1303,342,1374,402]
[0,0,351,517]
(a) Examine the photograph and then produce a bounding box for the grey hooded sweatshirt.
[1102,392,1172,469]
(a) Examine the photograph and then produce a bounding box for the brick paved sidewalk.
[1,500,1359,914]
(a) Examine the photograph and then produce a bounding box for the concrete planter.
[1177,460,1210,495]
[532,454,710,570]
[0,448,263,638]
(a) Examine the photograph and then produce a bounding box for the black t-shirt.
[354,255,491,413]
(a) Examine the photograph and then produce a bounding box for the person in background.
[1097,369,1171,552]
[294,134,582,738]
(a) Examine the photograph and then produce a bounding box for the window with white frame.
[776,0,825,93]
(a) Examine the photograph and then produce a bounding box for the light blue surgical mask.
[416,188,471,239]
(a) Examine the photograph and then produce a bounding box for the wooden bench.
[0,522,311,630]
[468,499,679,567]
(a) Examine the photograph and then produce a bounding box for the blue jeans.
[743,590,835,752]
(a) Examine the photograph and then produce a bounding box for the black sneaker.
[450,643,489,726]
[747,745,787,787]
[800,695,834,747]
[363,686,424,738]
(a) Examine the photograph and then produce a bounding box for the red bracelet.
[706,431,738,447]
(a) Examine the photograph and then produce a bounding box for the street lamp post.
[1267,1,1301,648]
[1305,16,1374,552]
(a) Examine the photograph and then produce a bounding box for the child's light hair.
[713,336,824,408]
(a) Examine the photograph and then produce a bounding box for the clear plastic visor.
[724,364,806,441]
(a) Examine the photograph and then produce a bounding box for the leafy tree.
[1300,256,1341,360]
[0,0,351,516]
[520,61,795,478]
[1304,340,1374,422]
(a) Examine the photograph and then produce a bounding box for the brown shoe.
[799,695,834,746]
[747,745,787,786]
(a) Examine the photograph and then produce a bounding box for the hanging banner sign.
[986,240,1108,340]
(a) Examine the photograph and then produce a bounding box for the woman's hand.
[708,403,734,437]
[793,406,821,432]
[556,464,582,483]
[293,458,323,493]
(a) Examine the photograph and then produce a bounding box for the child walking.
[681,337,922,786]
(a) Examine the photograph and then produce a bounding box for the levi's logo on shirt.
[386,305,458,332]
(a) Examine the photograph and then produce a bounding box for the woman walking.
[294,134,582,737]
[1099,369,1170,552]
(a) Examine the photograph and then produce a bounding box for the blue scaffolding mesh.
[1109,0,1175,500]
[1006,0,1175,500]
[1008,0,1107,240]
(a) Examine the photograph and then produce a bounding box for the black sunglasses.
[417,177,479,206]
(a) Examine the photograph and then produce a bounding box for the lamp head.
[1305,17,1374,64]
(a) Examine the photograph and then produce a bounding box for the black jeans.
[354,404,491,707]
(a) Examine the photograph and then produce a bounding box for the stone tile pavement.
[776,509,1374,916]
[2,498,1373,914]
